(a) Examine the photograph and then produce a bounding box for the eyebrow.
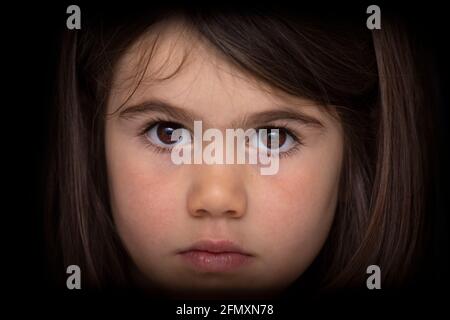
[243,109,324,129]
[118,98,325,129]
[119,99,197,124]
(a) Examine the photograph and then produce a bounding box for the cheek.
[105,135,185,261]
[264,167,339,244]
[250,140,342,281]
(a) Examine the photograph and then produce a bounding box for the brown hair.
[46,5,434,291]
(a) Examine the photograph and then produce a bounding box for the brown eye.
[261,128,287,149]
[146,121,189,147]
[249,127,301,154]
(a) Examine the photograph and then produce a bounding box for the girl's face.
[105,21,344,298]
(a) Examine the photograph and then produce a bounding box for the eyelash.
[137,117,173,155]
[137,119,304,158]
[257,125,303,158]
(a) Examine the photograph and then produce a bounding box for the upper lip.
[178,239,252,255]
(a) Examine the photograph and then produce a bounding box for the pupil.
[264,129,286,149]
[157,122,182,144]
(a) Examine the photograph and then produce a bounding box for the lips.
[177,240,253,272]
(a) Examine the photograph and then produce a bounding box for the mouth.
[177,239,253,272]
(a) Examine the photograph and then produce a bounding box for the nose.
[187,165,248,219]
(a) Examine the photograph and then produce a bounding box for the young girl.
[46,4,436,299]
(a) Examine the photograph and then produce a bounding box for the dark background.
[7,1,449,317]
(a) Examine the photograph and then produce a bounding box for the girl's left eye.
[251,127,298,153]
[144,121,191,148]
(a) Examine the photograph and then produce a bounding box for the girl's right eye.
[145,121,191,149]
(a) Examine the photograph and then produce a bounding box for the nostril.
[193,209,209,217]
[186,176,247,218]
[224,210,239,217]
[191,208,242,218]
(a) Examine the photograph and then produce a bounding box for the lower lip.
[179,250,252,272]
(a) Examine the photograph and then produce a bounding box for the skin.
[105,19,344,298]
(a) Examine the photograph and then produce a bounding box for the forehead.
[108,18,330,126]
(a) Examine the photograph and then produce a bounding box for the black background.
[6,1,449,317]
